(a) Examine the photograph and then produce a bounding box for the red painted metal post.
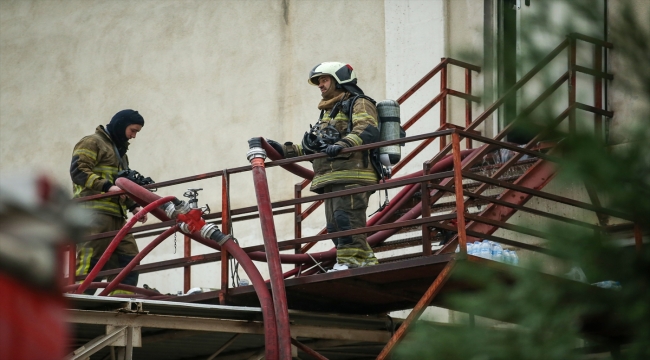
[465,68,473,149]
[452,133,468,257]
[248,144,292,360]
[594,45,603,139]
[440,59,448,151]
[183,235,191,294]
[294,183,302,269]
[568,38,577,134]
[421,162,432,256]
[376,260,456,360]
[68,244,76,287]
[221,171,230,304]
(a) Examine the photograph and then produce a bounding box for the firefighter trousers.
[76,213,139,295]
[324,183,378,268]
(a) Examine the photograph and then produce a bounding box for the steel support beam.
[290,338,329,360]
[207,334,242,360]
[68,326,128,360]
[66,310,390,343]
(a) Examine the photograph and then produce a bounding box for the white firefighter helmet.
[308,62,357,86]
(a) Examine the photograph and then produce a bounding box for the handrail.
[466,38,570,133]
[73,130,454,203]
[568,32,614,48]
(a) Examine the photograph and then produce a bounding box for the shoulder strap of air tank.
[346,94,376,133]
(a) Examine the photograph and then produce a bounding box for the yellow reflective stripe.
[85,174,99,188]
[352,113,378,126]
[344,134,363,146]
[74,148,97,161]
[93,166,117,183]
[352,100,378,125]
[73,184,85,197]
[76,246,93,276]
[79,201,123,216]
[312,170,378,188]
[110,289,135,295]
[94,165,118,172]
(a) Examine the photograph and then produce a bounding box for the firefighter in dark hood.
[70,109,148,294]
[267,62,379,270]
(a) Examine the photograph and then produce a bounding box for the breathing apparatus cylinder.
[377,100,401,172]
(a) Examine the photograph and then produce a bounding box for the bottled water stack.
[455,240,518,266]
[479,240,491,259]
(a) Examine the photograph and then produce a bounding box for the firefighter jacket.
[284,93,380,193]
[70,125,136,218]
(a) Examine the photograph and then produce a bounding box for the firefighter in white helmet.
[266,62,380,271]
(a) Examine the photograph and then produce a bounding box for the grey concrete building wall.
[384,0,445,177]
[444,0,487,140]
[608,0,650,146]
[384,0,449,323]
[0,0,386,294]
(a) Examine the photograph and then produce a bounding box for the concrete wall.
[384,0,449,323]
[608,0,650,145]
[0,0,386,294]
[445,0,487,139]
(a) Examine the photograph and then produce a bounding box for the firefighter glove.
[323,144,343,157]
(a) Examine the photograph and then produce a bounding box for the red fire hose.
[248,140,293,360]
[99,225,180,296]
[74,196,175,294]
[115,178,280,360]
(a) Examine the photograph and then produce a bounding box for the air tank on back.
[376,100,401,176]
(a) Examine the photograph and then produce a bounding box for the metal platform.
[210,255,455,314]
[67,254,630,359]
[176,254,629,343]
[66,295,393,359]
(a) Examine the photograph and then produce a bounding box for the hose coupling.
[179,222,191,234]
[246,137,267,162]
[246,147,267,162]
[165,200,191,219]
[200,223,232,245]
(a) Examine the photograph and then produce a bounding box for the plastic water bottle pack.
[456,240,518,265]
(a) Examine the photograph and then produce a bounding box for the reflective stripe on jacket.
[70,125,135,217]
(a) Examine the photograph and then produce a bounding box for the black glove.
[266,139,285,158]
[323,144,343,157]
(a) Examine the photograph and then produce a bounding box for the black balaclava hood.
[106,109,144,155]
